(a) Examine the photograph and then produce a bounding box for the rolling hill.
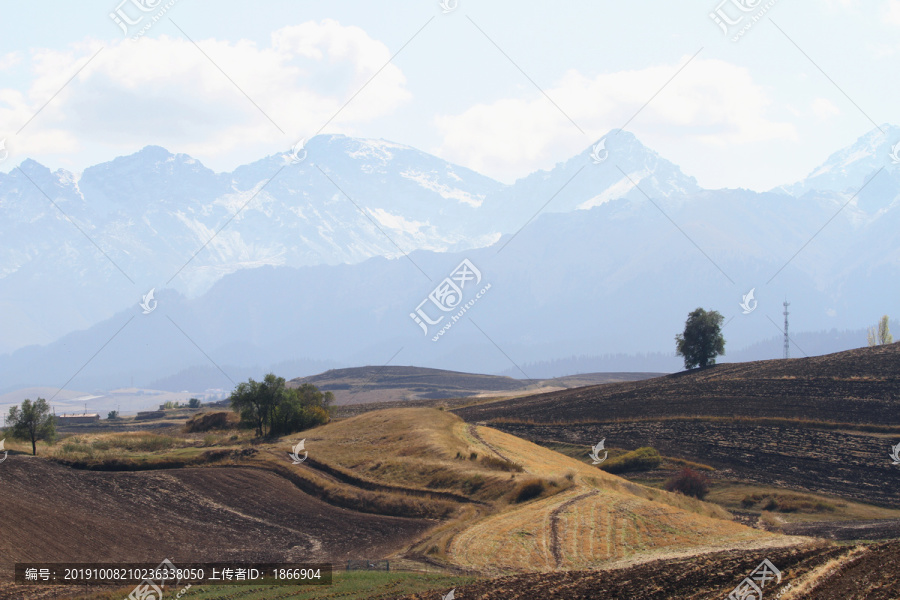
[455,344,900,507]
[289,366,663,405]
[0,407,802,590]
[266,408,800,575]
[456,344,900,424]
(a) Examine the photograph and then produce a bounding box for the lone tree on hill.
[675,308,725,370]
[867,315,893,346]
[6,397,56,455]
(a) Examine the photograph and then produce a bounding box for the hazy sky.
[1,0,899,190]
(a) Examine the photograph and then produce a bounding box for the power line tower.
[783,300,790,359]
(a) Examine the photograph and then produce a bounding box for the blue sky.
[2,0,900,190]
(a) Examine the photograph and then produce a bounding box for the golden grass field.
[252,408,805,574]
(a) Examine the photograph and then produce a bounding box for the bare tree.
[868,315,893,346]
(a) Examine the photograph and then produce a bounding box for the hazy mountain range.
[1,125,899,393]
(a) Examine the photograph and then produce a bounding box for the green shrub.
[601,447,662,474]
[756,494,836,513]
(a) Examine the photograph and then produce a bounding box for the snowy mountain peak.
[492,129,700,219]
[780,124,900,198]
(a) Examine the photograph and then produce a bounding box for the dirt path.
[468,423,512,462]
[261,447,486,506]
[549,490,600,568]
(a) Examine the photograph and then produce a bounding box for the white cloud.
[867,42,898,58]
[0,52,20,71]
[433,58,795,183]
[883,0,900,24]
[811,98,841,119]
[0,21,410,160]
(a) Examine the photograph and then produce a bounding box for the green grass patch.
[600,446,662,474]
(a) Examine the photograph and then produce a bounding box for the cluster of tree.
[5,398,55,456]
[675,307,725,369]
[867,315,893,346]
[230,373,332,437]
[161,398,202,410]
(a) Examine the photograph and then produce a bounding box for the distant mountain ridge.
[2,125,899,391]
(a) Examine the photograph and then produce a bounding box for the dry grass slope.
[446,425,798,574]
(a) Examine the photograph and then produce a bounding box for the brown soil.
[456,344,900,425]
[0,457,434,572]
[455,345,900,508]
[393,542,900,599]
[492,420,900,508]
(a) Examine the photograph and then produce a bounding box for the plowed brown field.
[456,345,900,425]
[456,345,900,508]
[492,420,900,508]
[0,457,434,572]
[393,541,900,600]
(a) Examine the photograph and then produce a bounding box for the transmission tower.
[783,300,790,359]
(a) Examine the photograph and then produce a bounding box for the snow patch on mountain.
[400,169,485,207]
[577,170,648,210]
[346,138,408,163]
[368,208,429,235]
